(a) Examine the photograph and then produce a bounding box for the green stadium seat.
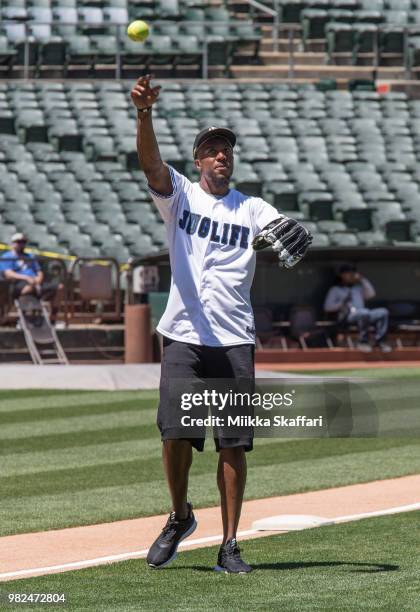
[326,22,353,60]
[342,208,372,231]
[204,5,229,19]
[0,110,15,134]
[232,21,261,58]
[354,10,383,24]
[385,220,414,242]
[311,233,330,247]
[384,10,409,26]
[141,35,178,68]
[317,220,347,233]
[65,36,96,73]
[407,36,420,69]
[301,9,329,45]
[92,36,118,65]
[353,23,378,64]
[276,1,305,23]
[180,22,206,40]
[184,7,204,20]
[174,36,202,72]
[159,0,181,19]
[52,6,78,23]
[102,5,128,23]
[84,137,118,162]
[386,0,410,10]
[0,36,17,69]
[16,112,48,143]
[357,230,386,245]
[299,192,334,220]
[100,243,130,262]
[121,38,148,66]
[329,232,359,246]
[263,182,298,210]
[0,225,17,242]
[49,124,83,152]
[255,162,288,183]
[371,202,405,225]
[328,9,354,23]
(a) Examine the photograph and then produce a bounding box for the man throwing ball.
[131,75,312,573]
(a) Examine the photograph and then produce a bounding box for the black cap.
[193,126,236,158]
[339,263,357,274]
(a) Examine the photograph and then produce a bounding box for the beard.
[213,173,229,187]
[210,166,232,186]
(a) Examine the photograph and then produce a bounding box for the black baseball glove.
[252,216,313,268]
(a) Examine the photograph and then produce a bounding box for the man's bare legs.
[217,447,247,543]
[162,439,192,520]
[163,441,247,539]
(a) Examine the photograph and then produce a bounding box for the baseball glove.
[252,216,313,269]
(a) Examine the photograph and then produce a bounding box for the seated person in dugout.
[323,263,391,353]
[1,233,62,304]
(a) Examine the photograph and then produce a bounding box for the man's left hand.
[252,217,313,268]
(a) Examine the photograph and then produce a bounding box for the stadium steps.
[0,326,125,364]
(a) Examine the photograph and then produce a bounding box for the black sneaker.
[146,503,197,569]
[215,538,252,574]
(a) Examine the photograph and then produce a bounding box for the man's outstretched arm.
[131,75,173,196]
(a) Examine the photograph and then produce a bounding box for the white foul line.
[1,504,419,581]
[332,502,420,523]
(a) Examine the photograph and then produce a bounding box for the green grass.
[0,367,419,537]
[282,367,420,379]
[2,512,419,611]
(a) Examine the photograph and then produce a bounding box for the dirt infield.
[1,474,419,582]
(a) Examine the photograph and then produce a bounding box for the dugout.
[134,246,420,324]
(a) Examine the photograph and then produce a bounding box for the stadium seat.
[299,192,334,220]
[278,0,306,23]
[352,23,378,64]
[263,182,298,210]
[342,208,373,231]
[326,22,353,62]
[311,233,330,247]
[301,9,329,45]
[92,36,118,65]
[65,36,96,74]
[329,232,359,246]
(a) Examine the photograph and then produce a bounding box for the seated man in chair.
[1,233,61,302]
[324,263,391,352]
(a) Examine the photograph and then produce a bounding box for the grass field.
[2,512,419,611]
[0,367,419,537]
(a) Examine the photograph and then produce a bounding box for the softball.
[127,20,150,43]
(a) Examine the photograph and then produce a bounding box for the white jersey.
[149,165,280,347]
